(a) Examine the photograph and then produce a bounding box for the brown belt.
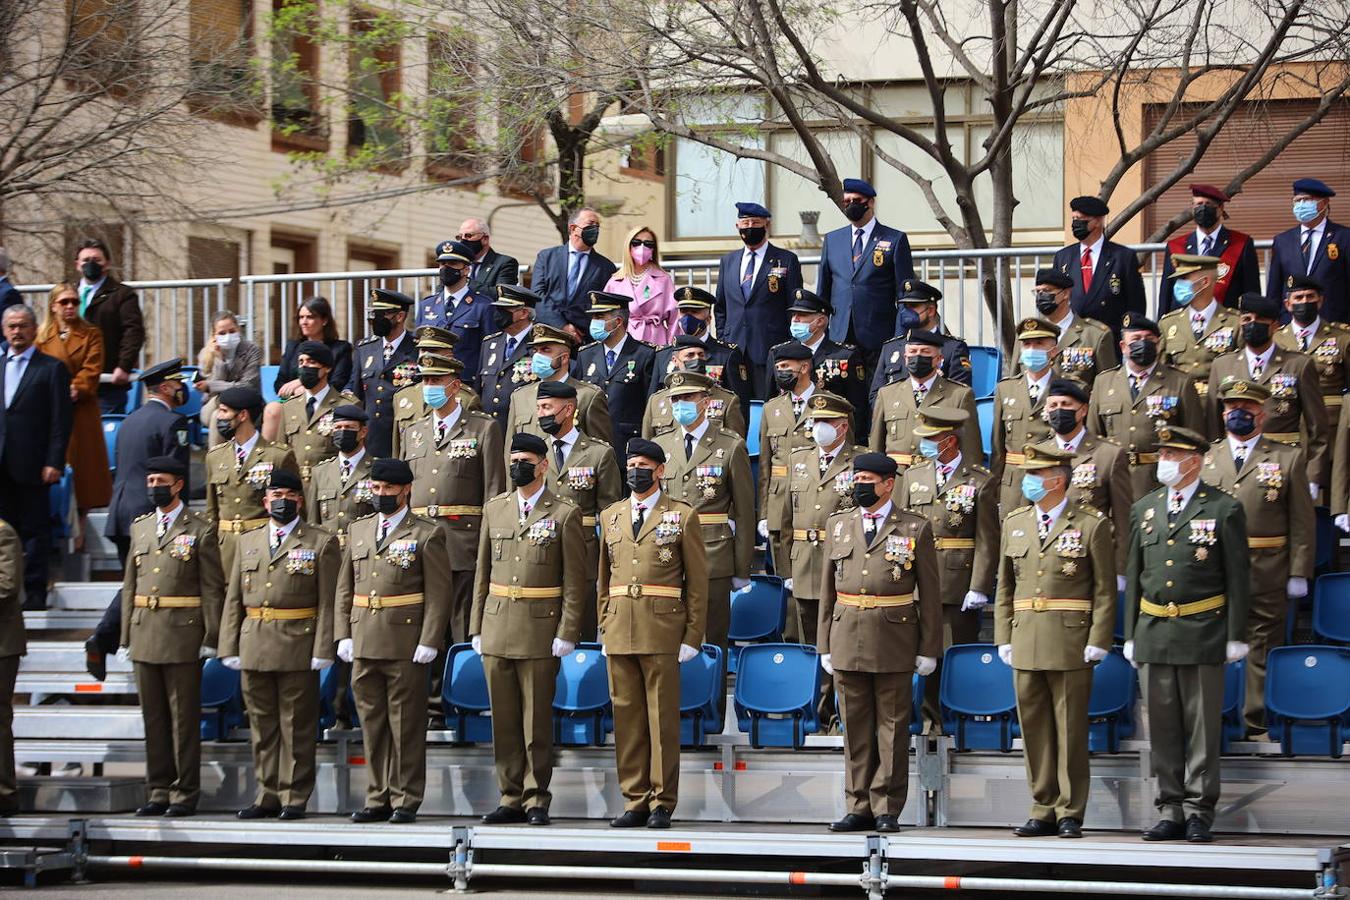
[1127,451,1159,466]
[1249,535,1288,549]
[413,505,482,517]
[133,595,201,609]
[353,592,424,610]
[609,584,683,599]
[698,513,730,525]
[218,518,268,533]
[246,606,317,621]
[935,537,975,550]
[793,528,827,543]
[1141,595,1224,618]
[837,592,913,609]
[489,583,563,600]
[1013,597,1092,612]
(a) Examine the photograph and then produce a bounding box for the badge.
[707,364,724,382]
[587,363,597,376]
[1188,520,1217,546]
[245,462,274,491]
[1054,529,1085,557]
[391,362,419,388]
[1330,243,1340,261]
[654,511,682,545]
[316,412,334,435]
[883,535,916,570]
[1109,273,1121,296]
[527,518,557,546]
[176,428,188,447]
[943,484,976,515]
[566,467,595,490]
[386,540,418,569]
[1195,547,1209,561]
[833,471,855,499]
[1203,329,1235,353]
[946,514,963,528]
[449,438,480,459]
[1216,262,1231,279]
[1061,560,1078,576]
[1167,325,1178,339]
[767,273,780,293]
[398,397,411,410]
[695,465,724,500]
[486,353,497,368]
[873,246,885,268]
[353,479,374,504]
[1256,462,1283,493]
[1071,462,1096,488]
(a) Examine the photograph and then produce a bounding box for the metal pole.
[87,855,450,877]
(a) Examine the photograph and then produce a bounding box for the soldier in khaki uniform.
[1201,377,1314,735]
[472,433,588,827]
[870,330,981,468]
[505,324,612,451]
[1089,313,1204,499]
[1020,269,1117,391]
[0,519,22,813]
[335,458,452,824]
[900,408,998,726]
[757,341,816,600]
[642,337,747,439]
[598,438,708,829]
[206,386,301,574]
[306,405,377,543]
[400,352,505,645]
[390,326,482,457]
[1124,426,1250,844]
[120,456,225,817]
[1158,255,1242,412]
[818,452,941,833]
[995,444,1116,838]
[218,469,340,820]
[991,318,1061,513]
[270,341,357,484]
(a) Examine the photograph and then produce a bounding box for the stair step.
[48,583,118,611]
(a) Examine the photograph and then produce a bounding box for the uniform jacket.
[0,520,26,658]
[870,326,972,402]
[758,390,815,534]
[205,440,300,526]
[1274,318,1350,406]
[816,222,916,352]
[276,387,358,481]
[989,374,1055,507]
[642,384,746,440]
[474,327,536,428]
[543,431,623,571]
[1088,364,1203,498]
[105,399,191,538]
[1012,315,1118,391]
[390,383,481,457]
[468,248,520,295]
[1158,226,1261,316]
[1052,432,1133,574]
[402,408,506,569]
[1159,302,1243,404]
[120,508,225,663]
[650,336,751,415]
[506,377,612,453]
[654,426,755,580]
[870,376,981,469]
[415,287,496,376]
[305,451,375,539]
[1266,220,1350,323]
[714,243,804,359]
[1053,240,1146,339]
[574,337,657,451]
[346,332,420,458]
[899,456,998,605]
[0,348,71,483]
[786,442,863,600]
[531,244,618,333]
[82,277,144,373]
[809,339,871,433]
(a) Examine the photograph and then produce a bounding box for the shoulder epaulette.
[133,510,154,523]
[997,373,1021,383]
[635,339,658,350]
[578,340,601,351]
[357,335,379,347]
[350,511,378,525]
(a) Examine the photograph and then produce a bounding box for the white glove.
[220,656,241,670]
[819,653,833,675]
[997,644,1013,667]
[1123,640,1137,669]
[551,638,575,658]
[1116,575,1127,593]
[471,635,482,655]
[1337,513,1350,533]
[757,519,769,539]
[677,643,699,664]
[199,646,217,660]
[1226,641,1250,662]
[915,655,937,677]
[115,647,130,663]
[731,576,751,591]
[412,644,437,665]
[336,638,354,663]
[600,644,608,657]
[728,520,736,536]
[1287,577,1309,599]
[310,657,332,671]
[1084,645,1109,663]
[960,591,989,612]
[784,578,794,592]
[1310,483,1320,502]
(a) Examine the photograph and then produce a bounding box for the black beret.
[268,469,304,493]
[1236,292,1281,319]
[218,386,264,414]
[852,452,898,478]
[1069,195,1109,217]
[1287,274,1325,294]
[626,437,666,465]
[295,340,333,368]
[904,330,945,349]
[537,380,577,400]
[1120,312,1160,336]
[1034,268,1073,289]
[510,433,548,456]
[1047,378,1089,404]
[673,334,706,349]
[775,341,812,361]
[332,404,368,423]
[370,458,413,485]
[145,455,187,478]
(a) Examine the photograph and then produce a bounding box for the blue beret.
[1293,178,1335,198]
[735,201,771,219]
[842,178,876,198]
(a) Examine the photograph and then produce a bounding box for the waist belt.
[1264,432,1300,445]
[935,537,975,550]
[353,592,424,610]
[887,452,914,466]
[1141,594,1224,618]
[1005,452,1026,466]
[609,584,683,600]
[1012,597,1093,612]
[246,606,317,621]
[133,595,201,609]
[581,516,597,527]
[413,505,482,517]
[489,583,563,600]
[218,518,268,533]
[793,528,827,543]
[1249,535,1288,549]
[1127,451,1159,466]
[837,592,913,609]
[770,465,788,477]
[698,513,730,525]
[1325,395,1343,407]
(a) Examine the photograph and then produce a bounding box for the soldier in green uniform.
[1124,426,1250,844]
[120,456,225,817]
[819,452,941,833]
[757,341,815,611]
[391,327,483,457]
[870,330,982,469]
[505,324,612,451]
[991,318,1061,513]
[218,469,340,821]
[306,405,376,545]
[271,341,357,485]
[1158,255,1242,411]
[642,338,747,439]
[1019,269,1117,392]
[472,433,588,827]
[335,458,451,824]
[598,438,708,829]
[1200,377,1314,735]
[995,444,1116,839]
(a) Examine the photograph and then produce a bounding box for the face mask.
[852,481,880,508]
[1225,407,1257,437]
[631,245,653,266]
[216,332,240,352]
[627,466,655,494]
[682,357,706,375]
[671,400,699,426]
[169,385,187,407]
[509,460,538,488]
[1020,348,1049,372]
[1291,302,1319,326]
[371,315,393,338]
[738,226,766,246]
[812,421,838,447]
[80,260,103,282]
[1193,204,1219,229]
[1242,321,1270,347]
[269,498,299,524]
[216,415,239,440]
[1156,459,1184,488]
[843,201,869,223]
[439,266,464,288]
[332,429,360,453]
[375,493,401,516]
[1048,407,1079,436]
[579,224,600,247]
[494,306,515,331]
[896,306,922,332]
[589,319,612,342]
[1034,292,1060,315]
[774,368,799,391]
[1070,219,1092,241]
[1128,339,1158,368]
[147,485,175,509]
[531,352,556,378]
[789,321,813,341]
[538,413,563,435]
[1294,199,1321,224]
[298,366,322,389]
[918,438,940,459]
[678,314,706,336]
[907,355,935,379]
[1172,280,1196,306]
[1021,473,1048,503]
[422,384,449,409]
[459,238,484,258]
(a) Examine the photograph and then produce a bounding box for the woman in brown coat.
[38,284,112,548]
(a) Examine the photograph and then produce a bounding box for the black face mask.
[269,498,299,524]
[579,224,600,247]
[626,466,655,494]
[1128,339,1158,368]
[1193,204,1220,229]
[1225,408,1257,438]
[538,414,562,435]
[1034,292,1060,316]
[375,493,402,516]
[1070,219,1092,241]
[907,356,935,379]
[1291,302,1319,326]
[216,416,239,440]
[1048,408,1080,436]
[678,314,706,336]
[147,485,175,509]
[493,307,515,331]
[1242,321,1271,347]
[843,201,869,223]
[682,357,706,375]
[298,366,322,389]
[738,226,766,246]
[773,368,799,391]
[80,260,103,282]
[370,315,393,338]
[439,267,464,289]
[509,460,538,488]
[332,429,360,453]
[852,481,880,509]
[459,238,484,258]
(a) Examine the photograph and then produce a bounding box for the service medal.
[1061,560,1078,576]
[1195,547,1209,561]
[657,548,674,564]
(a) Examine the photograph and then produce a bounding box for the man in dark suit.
[0,305,72,608]
[575,291,657,468]
[815,178,915,373]
[416,240,495,376]
[0,249,23,313]
[1052,196,1146,340]
[74,238,144,413]
[348,289,419,457]
[530,208,617,346]
[456,217,520,294]
[1265,178,1350,324]
[650,287,752,419]
[869,280,973,403]
[1158,184,1261,317]
[714,202,803,398]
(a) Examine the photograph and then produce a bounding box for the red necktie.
[1080,247,1093,291]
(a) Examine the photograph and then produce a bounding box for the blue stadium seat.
[101,414,126,471]
[734,643,820,749]
[1221,659,1245,752]
[318,663,342,732]
[1114,590,1126,643]
[260,366,282,404]
[679,644,723,747]
[442,643,492,743]
[175,366,206,446]
[48,466,74,540]
[939,643,1018,751]
[975,397,994,464]
[1265,645,1350,757]
[1312,572,1350,644]
[200,658,244,740]
[123,370,143,414]
[727,575,787,673]
[553,643,610,746]
[1088,650,1136,753]
[746,400,763,457]
[968,346,1000,399]
[909,672,925,736]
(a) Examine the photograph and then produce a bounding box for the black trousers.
[0,471,51,608]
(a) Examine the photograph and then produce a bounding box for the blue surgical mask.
[531,352,556,378]
[1172,279,1195,305]
[672,400,699,426]
[896,306,923,332]
[1021,473,1048,503]
[1020,348,1050,372]
[1294,199,1321,224]
[789,321,813,341]
[678,314,705,336]
[918,438,940,459]
[589,319,611,342]
[421,385,449,409]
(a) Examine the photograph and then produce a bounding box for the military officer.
[1200,377,1314,735]
[1018,269,1118,391]
[306,405,376,543]
[1158,255,1243,410]
[870,330,982,469]
[206,386,300,574]
[870,279,973,401]
[650,286,751,418]
[471,433,588,827]
[271,341,357,484]
[1276,274,1350,438]
[120,455,225,817]
[642,339,747,439]
[991,317,1061,513]
[757,342,816,590]
[767,289,869,432]
[575,291,658,469]
[475,285,539,428]
[401,352,505,645]
[505,324,612,452]
[818,452,941,833]
[1088,313,1204,498]
[417,239,495,376]
[348,288,419,457]
[598,438,708,829]
[390,326,483,457]
[1208,292,1329,497]
[995,444,1116,839]
[218,468,340,821]
[1124,426,1250,844]
[900,408,998,726]
[335,458,451,824]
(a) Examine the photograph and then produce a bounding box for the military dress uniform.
[869,367,982,468]
[306,450,375,542]
[276,387,358,484]
[206,439,300,575]
[651,285,752,415]
[348,290,420,458]
[643,380,746,440]
[806,342,870,435]
[870,327,973,401]
[477,330,536,427]
[575,292,658,468]
[757,366,816,582]
[1035,431,1133,576]
[389,326,483,457]
[1088,364,1203,499]
[0,521,25,812]
[1014,315,1118,392]
[1275,314,1350,456]
[1159,299,1243,404]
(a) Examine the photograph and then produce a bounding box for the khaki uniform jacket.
[0,521,26,658]
[470,488,588,657]
[206,440,301,527]
[869,376,981,468]
[305,451,376,539]
[218,521,341,669]
[597,494,709,654]
[786,442,864,600]
[642,384,747,440]
[1275,318,1350,406]
[1087,365,1203,497]
[506,377,612,452]
[335,512,452,660]
[1159,303,1243,400]
[1051,432,1134,574]
[990,374,1055,503]
[654,426,755,580]
[544,432,623,578]
[1014,315,1118,390]
[994,502,1116,670]
[899,456,998,605]
[1208,349,1329,487]
[391,384,481,458]
[1201,436,1315,595]
[1125,484,1250,665]
[120,508,226,663]
[276,388,358,481]
[402,408,506,568]
[757,391,814,534]
[817,505,942,673]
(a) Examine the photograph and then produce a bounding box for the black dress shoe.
[389,808,417,824]
[135,802,168,817]
[481,806,527,825]
[1013,818,1057,837]
[875,815,900,833]
[236,805,280,820]
[829,813,876,832]
[84,638,107,682]
[350,805,393,823]
[1185,816,1213,843]
[1057,817,1082,838]
[646,807,672,829]
[163,804,195,818]
[610,809,649,828]
[1141,819,1186,841]
[278,806,306,821]
[525,807,550,826]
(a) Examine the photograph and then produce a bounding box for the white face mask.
[216,332,241,353]
[811,421,838,448]
[1156,459,1184,487]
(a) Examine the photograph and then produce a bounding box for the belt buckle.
[146,596,160,610]
[427,505,439,517]
[368,593,383,611]
[508,586,522,600]
[1166,602,1180,618]
[807,529,819,542]
[627,584,643,599]
[260,607,276,621]
[1032,597,1047,612]
[856,595,876,609]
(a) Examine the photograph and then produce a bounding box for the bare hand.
[279,379,304,398]
[69,387,79,403]
[563,324,584,343]
[111,367,131,386]
[194,379,209,393]
[42,466,62,485]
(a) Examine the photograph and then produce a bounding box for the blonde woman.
[196,311,262,447]
[603,225,677,345]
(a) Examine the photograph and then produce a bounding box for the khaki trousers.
[352,658,428,811]
[771,531,796,641]
[1013,667,1092,823]
[0,656,17,811]
[835,669,912,817]
[483,655,559,810]
[134,661,202,807]
[1143,662,1224,826]
[1243,590,1286,733]
[607,653,680,813]
[242,669,320,810]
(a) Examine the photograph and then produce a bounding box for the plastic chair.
[260,366,282,404]
[679,644,723,747]
[200,658,244,740]
[1221,659,1246,752]
[909,672,926,736]
[553,643,610,746]
[1087,650,1137,753]
[441,643,493,743]
[318,663,341,732]
[1264,645,1350,757]
[975,397,994,464]
[122,370,143,414]
[727,575,787,674]
[48,466,74,540]
[1312,572,1350,644]
[939,643,1018,751]
[733,643,820,749]
[746,400,764,457]
[101,414,126,471]
[1114,590,1127,644]
[968,346,1000,399]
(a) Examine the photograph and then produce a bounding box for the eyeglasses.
[629,239,657,249]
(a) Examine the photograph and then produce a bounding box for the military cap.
[899,279,942,303]
[495,284,540,308]
[1293,178,1335,198]
[1121,312,1160,336]
[842,178,877,198]
[853,451,898,478]
[904,329,945,349]
[1016,317,1061,341]
[414,325,458,350]
[1047,378,1089,404]
[217,385,263,414]
[911,406,969,437]
[1034,268,1073,289]
[626,437,666,465]
[528,322,575,350]
[1020,443,1075,470]
[787,288,830,315]
[295,340,334,368]
[370,288,413,311]
[665,370,715,396]
[1171,254,1220,277]
[140,358,186,386]
[537,379,577,400]
[418,352,463,376]
[434,240,473,263]
[511,432,548,456]
[806,392,853,420]
[1069,195,1109,217]
[333,404,369,423]
[1155,425,1208,453]
[370,457,413,485]
[268,468,304,493]
[673,334,707,350]
[1216,376,1271,403]
[774,341,812,361]
[1191,184,1229,203]
[1287,274,1325,294]
[586,291,630,315]
[675,286,716,309]
[1236,292,1281,320]
[735,201,771,219]
[145,455,187,478]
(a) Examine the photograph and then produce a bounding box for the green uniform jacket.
[1159,303,1243,402]
[391,384,481,458]
[786,442,863,601]
[869,376,981,468]
[0,521,27,658]
[899,456,999,605]
[642,384,746,440]
[120,508,226,663]
[506,377,612,453]
[206,440,301,526]
[654,425,755,580]
[276,388,358,481]
[402,408,506,568]
[1088,364,1203,497]
[305,451,376,539]
[1014,315,1118,392]
[758,390,814,534]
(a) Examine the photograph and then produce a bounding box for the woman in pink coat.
[604,225,677,345]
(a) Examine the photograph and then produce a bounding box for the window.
[271,0,325,150]
[425,31,478,179]
[268,232,318,360]
[347,8,405,167]
[64,224,128,274]
[65,0,141,94]
[187,0,260,121]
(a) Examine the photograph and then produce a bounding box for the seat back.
[260,366,282,404]
[968,346,1000,398]
[746,400,764,457]
[975,397,994,462]
[317,663,342,731]
[1313,572,1350,643]
[1265,645,1350,757]
[101,414,126,467]
[123,371,143,414]
[679,644,723,746]
[728,576,787,642]
[199,658,243,740]
[1221,659,1246,750]
[939,643,1018,751]
[1087,650,1137,752]
[553,643,610,713]
[733,643,820,748]
[48,466,74,539]
[443,643,490,713]
[175,366,205,419]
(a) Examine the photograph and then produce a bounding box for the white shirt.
[377,505,408,538]
[937,453,963,486]
[603,334,628,361]
[338,447,366,469]
[631,489,662,525]
[1245,343,1274,375]
[383,331,408,357]
[1194,224,1225,255]
[434,402,463,436]
[739,244,765,285]
[804,334,825,355]
[1025,367,1053,396]
[1293,317,1322,348]
[791,383,816,406]
[910,372,938,395]
[861,499,893,532]
[1125,362,1157,382]
[1059,428,1086,453]
[549,426,579,464]
[1228,434,1257,463]
[232,431,259,460]
[568,247,591,282]
[1035,495,1070,535]
[304,384,330,407]
[3,344,35,408]
[680,416,711,450]
[270,515,300,549]
[1301,220,1327,270]
[517,484,545,519]
[850,218,877,251]
[155,500,185,531]
[1187,297,1218,332]
[442,284,470,308]
[1079,233,1105,268]
[1052,309,1076,337]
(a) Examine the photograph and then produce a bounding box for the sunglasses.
[629,239,657,249]
[55,299,79,307]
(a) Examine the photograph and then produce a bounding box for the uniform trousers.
[922,605,984,728]
[241,669,320,810]
[1143,662,1224,826]
[0,656,17,811]
[351,658,428,811]
[577,540,601,642]
[134,661,202,807]
[1013,667,1092,822]
[483,655,559,810]
[835,669,913,817]
[1243,589,1286,733]
[607,653,681,813]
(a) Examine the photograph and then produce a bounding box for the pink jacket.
[605,269,677,345]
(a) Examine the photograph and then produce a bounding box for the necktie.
[1080,246,1093,291]
[471,262,479,283]
[436,419,447,446]
[1038,511,1052,542]
[270,528,282,555]
[863,513,879,544]
[632,505,645,539]
[79,285,92,316]
[938,465,950,488]
[1169,491,1183,516]
[1234,445,1247,469]
[1191,311,1205,338]
[568,250,584,297]
[606,349,617,371]
[1028,381,1042,404]
[554,439,566,473]
[520,501,531,525]
[1302,231,1312,271]
[913,382,928,405]
[383,340,394,364]
[505,336,517,359]
[741,252,756,299]
[235,443,247,472]
[4,355,22,408]
[792,396,804,418]
[819,454,831,476]
[1251,359,1263,380]
[157,513,170,539]
[685,433,695,460]
[1128,373,1140,398]
[1200,235,1213,257]
[378,517,391,546]
[1299,330,1311,351]
[341,459,352,484]
[852,229,864,269]
[305,396,316,421]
